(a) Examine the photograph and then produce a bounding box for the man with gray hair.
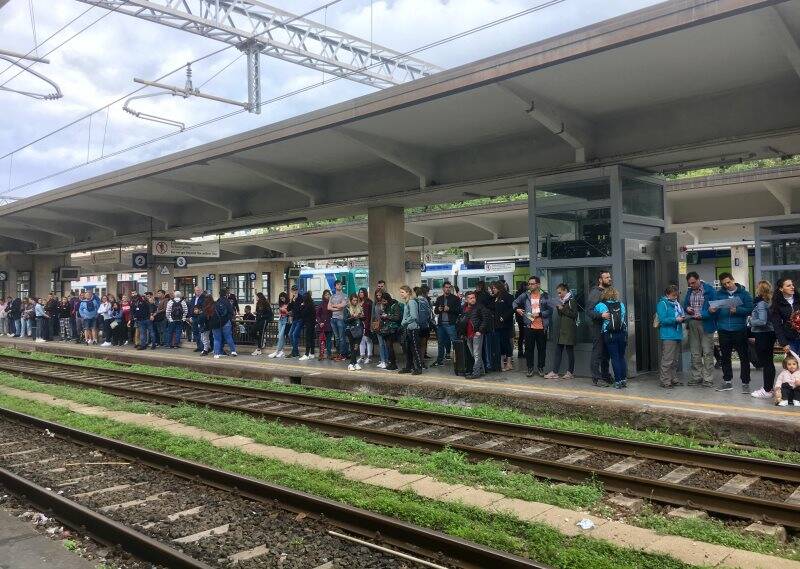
[166,291,188,348]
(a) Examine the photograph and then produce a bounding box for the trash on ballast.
[576,518,596,530]
[43,429,55,438]
[33,513,50,525]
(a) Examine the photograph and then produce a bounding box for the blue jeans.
[436,324,456,363]
[275,316,288,352]
[11,318,20,336]
[167,321,183,346]
[212,321,236,355]
[153,320,167,345]
[21,319,33,337]
[603,332,628,383]
[289,320,304,356]
[331,318,348,356]
[191,318,203,350]
[136,319,153,348]
[377,333,389,363]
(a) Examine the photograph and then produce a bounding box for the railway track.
[0,406,544,569]
[2,353,800,529]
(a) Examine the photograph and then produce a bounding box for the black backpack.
[170,301,183,321]
[605,300,625,333]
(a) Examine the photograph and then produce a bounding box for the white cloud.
[0,0,661,198]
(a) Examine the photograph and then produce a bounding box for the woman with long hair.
[771,277,800,356]
[251,292,273,356]
[299,292,317,361]
[372,289,388,368]
[315,290,333,360]
[268,291,290,358]
[356,287,373,364]
[197,296,215,355]
[751,280,777,399]
[398,285,423,375]
[344,293,363,370]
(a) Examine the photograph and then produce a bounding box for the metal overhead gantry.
[73,0,442,90]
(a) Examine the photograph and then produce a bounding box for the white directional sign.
[151,240,219,258]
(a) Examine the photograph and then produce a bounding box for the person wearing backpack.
[656,284,687,388]
[513,276,553,378]
[594,287,628,389]
[210,289,238,359]
[398,285,423,375]
[414,287,434,368]
[165,291,188,348]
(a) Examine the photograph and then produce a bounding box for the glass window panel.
[535,178,610,208]
[760,224,800,237]
[541,266,611,344]
[622,177,664,219]
[537,208,611,259]
[261,272,271,299]
[16,271,30,298]
[762,270,800,289]
[760,239,800,266]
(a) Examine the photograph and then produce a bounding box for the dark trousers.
[50,316,59,337]
[552,344,574,374]
[590,330,611,381]
[498,328,513,358]
[305,323,316,356]
[524,328,547,371]
[402,328,422,372]
[781,383,800,403]
[603,331,628,383]
[516,319,526,356]
[753,331,776,392]
[112,323,126,345]
[485,329,501,371]
[718,329,750,384]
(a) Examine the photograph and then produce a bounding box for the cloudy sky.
[0,0,661,200]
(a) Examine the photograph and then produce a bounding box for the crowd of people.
[4,269,799,405]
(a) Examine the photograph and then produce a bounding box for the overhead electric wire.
[0,4,96,80]
[2,0,565,197]
[0,0,347,163]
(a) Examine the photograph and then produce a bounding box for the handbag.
[346,320,364,341]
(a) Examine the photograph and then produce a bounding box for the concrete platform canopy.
[2,0,800,257]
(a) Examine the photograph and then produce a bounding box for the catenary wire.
[2,0,565,196]
[0,0,347,163]
[0,4,96,79]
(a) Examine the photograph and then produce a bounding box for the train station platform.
[1,336,797,451]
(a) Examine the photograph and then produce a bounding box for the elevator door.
[633,260,658,372]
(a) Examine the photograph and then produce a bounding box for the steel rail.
[2,353,798,481]
[0,406,548,569]
[3,356,800,527]
[0,468,215,569]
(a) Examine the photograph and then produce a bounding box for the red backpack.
[790,310,800,333]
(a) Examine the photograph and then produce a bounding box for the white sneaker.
[266,351,277,358]
[252,349,262,356]
[778,400,789,406]
[35,338,45,343]
[347,364,355,371]
[364,358,370,365]
[377,362,386,369]
[299,355,309,361]
[751,388,772,399]
[124,340,129,345]
[275,351,285,358]
[355,364,362,370]
[213,354,221,359]
[230,351,238,357]
[356,357,363,364]
[101,342,111,347]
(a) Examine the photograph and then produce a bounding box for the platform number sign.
[132,253,148,269]
[249,272,257,281]
[175,256,188,269]
[0,271,7,282]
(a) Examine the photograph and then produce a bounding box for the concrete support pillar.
[106,274,118,298]
[147,262,174,294]
[368,206,405,296]
[731,245,750,288]
[32,255,60,297]
[404,251,421,288]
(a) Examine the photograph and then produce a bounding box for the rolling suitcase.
[453,338,474,377]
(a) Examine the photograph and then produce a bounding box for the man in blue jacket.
[709,272,753,393]
[683,272,716,388]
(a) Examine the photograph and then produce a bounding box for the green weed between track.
[1,369,798,561]
[4,347,800,464]
[0,392,700,569]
